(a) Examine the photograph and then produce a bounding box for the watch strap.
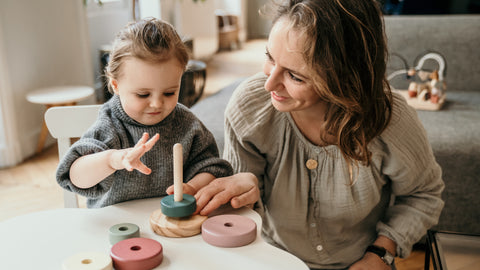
[366,245,395,265]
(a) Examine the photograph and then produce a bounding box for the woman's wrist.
[373,235,397,256]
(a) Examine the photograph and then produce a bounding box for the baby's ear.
[110,79,119,94]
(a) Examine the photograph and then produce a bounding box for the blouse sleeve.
[376,93,445,258]
[181,114,233,181]
[223,74,272,197]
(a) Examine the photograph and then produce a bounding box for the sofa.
[191,15,480,235]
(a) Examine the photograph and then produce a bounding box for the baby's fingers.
[126,144,147,161]
[134,162,152,175]
[144,133,160,151]
[134,133,149,147]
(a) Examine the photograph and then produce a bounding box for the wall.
[0,0,249,167]
[0,0,94,168]
[160,0,218,60]
[85,0,131,96]
[246,0,271,39]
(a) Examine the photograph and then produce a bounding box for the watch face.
[366,245,395,265]
[383,252,395,265]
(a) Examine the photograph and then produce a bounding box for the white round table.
[0,198,309,270]
[26,85,94,154]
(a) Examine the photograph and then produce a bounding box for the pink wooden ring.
[201,214,257,248]
[110,238,163,270]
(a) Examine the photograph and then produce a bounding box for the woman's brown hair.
[105,17,189,93]
[269,0,392,166]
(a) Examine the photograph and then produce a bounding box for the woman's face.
[263,18,323,113]
[111,57,183,125]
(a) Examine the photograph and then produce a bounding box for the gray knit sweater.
[57,95,232,208]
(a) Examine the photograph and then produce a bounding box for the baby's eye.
[265,51,274,63]
[137,93,150,98]
[164,92,175,97]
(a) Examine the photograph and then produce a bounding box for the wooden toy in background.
[110,237,163,270]
[109,223,140,245]
[388,51,447,111]
[62,252,113,270]
[202,214,257,248]
[150,143,208,237]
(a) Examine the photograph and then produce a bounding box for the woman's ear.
[110,79,119,94]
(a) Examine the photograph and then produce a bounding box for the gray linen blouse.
[223,73,444,269]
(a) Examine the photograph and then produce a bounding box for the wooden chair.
[26,85,95,154]
[44,104,102,208]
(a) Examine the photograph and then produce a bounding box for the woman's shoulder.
[386,92,422,132]
[377,91,429,147]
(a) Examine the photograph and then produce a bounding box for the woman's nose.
[264,64,281,92]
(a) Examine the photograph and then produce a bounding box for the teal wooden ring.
[160,194,196,218]
[109,223,140,245]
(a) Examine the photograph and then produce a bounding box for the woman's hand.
[166,183,197,196]
[194,172,260,216]
[110,132,159,174]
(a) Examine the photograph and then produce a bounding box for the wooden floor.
[0,39,427,270]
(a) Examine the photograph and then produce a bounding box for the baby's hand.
[110,133,160,174]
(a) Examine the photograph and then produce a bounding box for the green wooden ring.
[109,223,140,245]
[160,194,196,218]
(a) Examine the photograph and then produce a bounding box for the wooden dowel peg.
[160,143,196,218]
[173,143,183,202]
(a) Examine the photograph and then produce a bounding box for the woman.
[195,1,444,269]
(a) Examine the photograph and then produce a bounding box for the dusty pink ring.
[110,237,163,270]
[202,214,257,248]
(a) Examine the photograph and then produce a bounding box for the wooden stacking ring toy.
[160,143,196,218]
[150,208,207,237]
[62,252,113,270]
[109,223,140,245]
[150,143,207,237]
[202,214,257,248]
[110,237,163,270]
[160,193,196,218]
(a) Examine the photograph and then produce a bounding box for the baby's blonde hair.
[105,17,189,93]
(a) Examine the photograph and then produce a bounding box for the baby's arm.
[70,133,159,189]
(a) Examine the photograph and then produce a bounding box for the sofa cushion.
[416,91,480,234]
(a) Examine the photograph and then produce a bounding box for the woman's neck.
[290,106,335,147]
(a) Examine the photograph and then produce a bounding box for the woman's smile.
[271,91,287,101]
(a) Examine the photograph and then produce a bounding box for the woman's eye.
[289,72,303,82]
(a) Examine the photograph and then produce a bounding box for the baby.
[56,18,232,208]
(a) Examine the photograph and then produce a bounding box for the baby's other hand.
[110,133,159,174]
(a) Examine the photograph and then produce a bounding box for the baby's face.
[112,57,184,125]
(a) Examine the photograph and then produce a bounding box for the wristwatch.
[366,245,395,265]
